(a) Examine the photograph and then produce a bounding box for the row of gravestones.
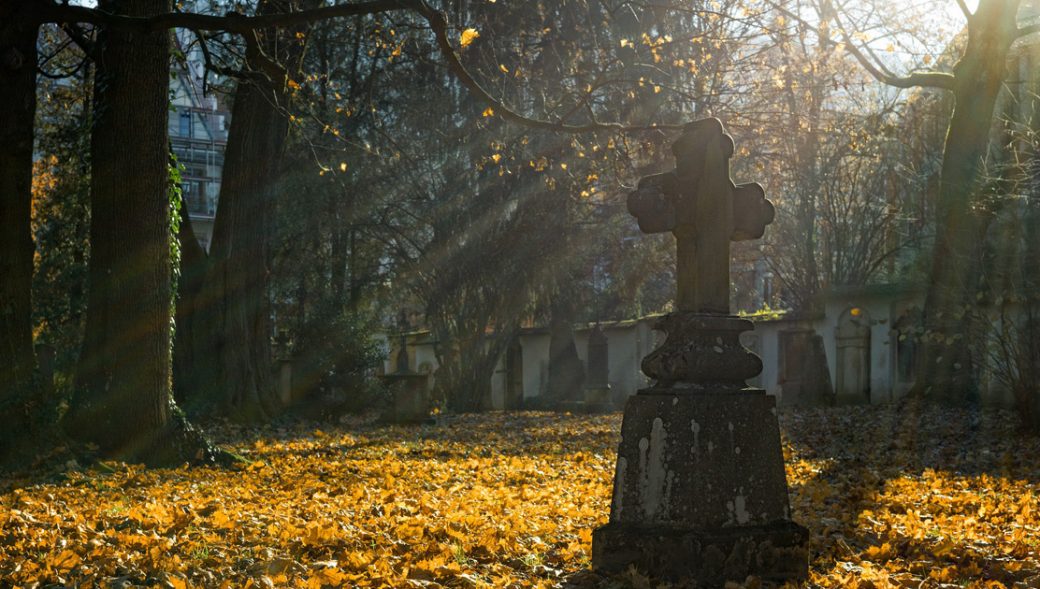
[382,324,615,423]
[744,306,922,407]
[282,309,915,422]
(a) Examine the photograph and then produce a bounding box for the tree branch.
[59,23,97,60]
[840,37,954,89]
[190,29,252,84]
[39,0,685,133]
[38,0,413,35]
[955,0,974,21]
[828,6,955,90]
[413,2,683,133]
[770,0,955,91]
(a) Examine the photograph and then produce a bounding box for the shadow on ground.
[782,398,1040,587]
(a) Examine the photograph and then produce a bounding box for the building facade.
[169,34,228,251]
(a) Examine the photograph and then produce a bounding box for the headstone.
[380,316,430,423]
[894,307,922,385]
[395,333,411,374]
[835,307,871,405]
[505,340,525,410]
[273,329,294,404]
[549,314,586,411]
[592,119,808,585]
[778,328,834,407]
[583,324,613,412]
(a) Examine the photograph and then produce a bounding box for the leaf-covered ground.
[2,403,1039,588]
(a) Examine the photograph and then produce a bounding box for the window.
[179,112,191,138]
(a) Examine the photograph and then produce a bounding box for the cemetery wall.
[378,284,1026,410]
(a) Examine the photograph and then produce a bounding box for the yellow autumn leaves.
[460,28,480,48]
[2,407,1039,588]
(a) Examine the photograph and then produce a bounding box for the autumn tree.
[816,0,1040,400]
[31,29,93,390]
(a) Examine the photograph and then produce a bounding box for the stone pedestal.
[593,519,808,583]
[380,373,430,423]
[592,389,808,584]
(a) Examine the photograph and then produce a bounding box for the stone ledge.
[592,520,809,586]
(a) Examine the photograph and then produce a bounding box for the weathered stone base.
[592,390,809,584]
[592,520,809,585]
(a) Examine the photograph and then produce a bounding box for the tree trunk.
[172,202,215,407]
[0,0,41,452]
[205,73,288,421]
[436,329,510,413]
[177,0,316,422]
[916,0,1020,402]
[64,0,214,465]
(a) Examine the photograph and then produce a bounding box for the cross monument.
[592,118,809,584]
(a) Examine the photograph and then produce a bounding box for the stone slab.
[778,329,835,407]
[592,519,809,585]
[380,373,429,423]
[584,386,614,413]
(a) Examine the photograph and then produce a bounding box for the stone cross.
[627,118,774,315]
[395,310,411,374]
[593,118,808,584]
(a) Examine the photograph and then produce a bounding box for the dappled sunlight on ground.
[1,405,1038,587]
[782,403,1040,588]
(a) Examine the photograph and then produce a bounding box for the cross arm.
[627,171,679,234]
[731,183,774,241]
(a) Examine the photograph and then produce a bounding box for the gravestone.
[584,324,613,412]
[835,307,871,405]
[550,313,587,411]
[778,328,834,407]
[592,119,808,585]
[274,328,294,405]
[380,316,430,423]
[505,340,525,410]
[35,343,55,392]
[894,307,922,385]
